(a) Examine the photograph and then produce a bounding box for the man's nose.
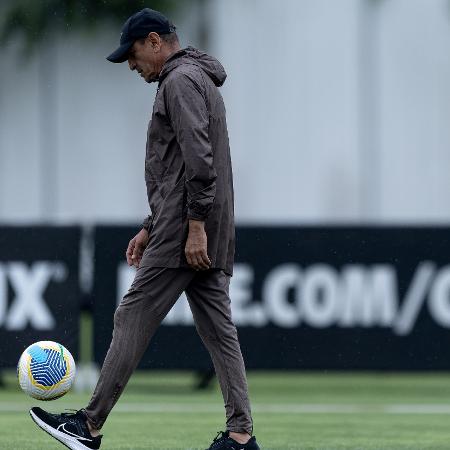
[128,59,136,71]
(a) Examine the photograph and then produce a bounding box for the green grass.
[2,371,450,449]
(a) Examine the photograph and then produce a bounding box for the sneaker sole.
[29,409,95,450]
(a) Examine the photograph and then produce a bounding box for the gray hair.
[160,32,179,46]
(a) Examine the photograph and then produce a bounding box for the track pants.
[84,267,253,435]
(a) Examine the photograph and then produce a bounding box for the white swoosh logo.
[57,423,92,442]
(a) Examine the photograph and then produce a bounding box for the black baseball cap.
[107,8,176,63]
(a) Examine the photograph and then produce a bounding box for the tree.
[0,0,179,53]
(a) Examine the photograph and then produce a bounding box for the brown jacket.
[140,47,235,275]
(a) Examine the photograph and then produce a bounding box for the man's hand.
[126,228,149,268]
[185,220,211,270]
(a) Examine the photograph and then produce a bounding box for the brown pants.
[84,267,253,435]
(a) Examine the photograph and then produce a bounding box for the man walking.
[29,8,260,450]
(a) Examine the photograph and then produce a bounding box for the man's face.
[127,35,161,83]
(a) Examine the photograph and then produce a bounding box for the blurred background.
[2,0,450,225]
[2,1,450,448]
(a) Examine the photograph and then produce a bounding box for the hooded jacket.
[140,47,235,275]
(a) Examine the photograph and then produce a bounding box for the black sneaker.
[206,431,260,450]
[29,407,102,450]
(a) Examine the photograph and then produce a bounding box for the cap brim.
[106,40,134,63]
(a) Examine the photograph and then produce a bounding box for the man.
[29,8,260,450]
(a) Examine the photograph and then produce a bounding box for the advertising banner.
[93,226,450,369]
[0,227,81,367]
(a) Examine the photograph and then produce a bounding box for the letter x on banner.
[0,226,80,367]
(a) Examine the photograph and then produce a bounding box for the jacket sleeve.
[141,215,152,232]
[165,72,217,221]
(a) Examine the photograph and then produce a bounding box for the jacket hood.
[159,46,227,87]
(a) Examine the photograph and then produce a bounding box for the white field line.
[3,403,450,414]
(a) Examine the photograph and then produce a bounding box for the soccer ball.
[17,341,76,401]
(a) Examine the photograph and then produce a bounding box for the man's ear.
[147,32,162,52]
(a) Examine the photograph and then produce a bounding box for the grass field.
[1,370,450,449]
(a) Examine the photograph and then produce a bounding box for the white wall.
[211,0,360,223]
[378,0,450,221]
[1,0,449,225]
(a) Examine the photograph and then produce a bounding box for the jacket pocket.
[145,140,169,181]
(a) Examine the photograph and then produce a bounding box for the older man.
[29,8,260,450]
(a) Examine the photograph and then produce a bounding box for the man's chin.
[144,74,159,84]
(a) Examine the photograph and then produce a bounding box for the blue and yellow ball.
[17,341,76,400]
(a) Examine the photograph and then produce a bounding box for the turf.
[1,371,450,449]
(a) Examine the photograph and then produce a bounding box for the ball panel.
[27,344,48,364]
[30,348,67,387]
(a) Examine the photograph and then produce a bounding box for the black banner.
[93,226,450,370]
[0,226,80,367]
